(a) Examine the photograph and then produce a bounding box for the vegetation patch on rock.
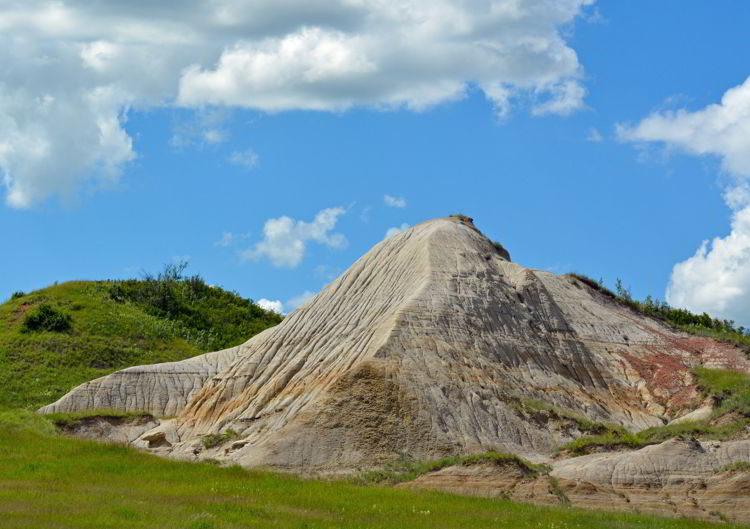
[559,368,750,455]
[359,452,550,486]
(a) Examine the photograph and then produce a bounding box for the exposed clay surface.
[40,217,750,521]
[403,438,750,524]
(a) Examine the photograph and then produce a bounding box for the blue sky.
[2,1,750,323]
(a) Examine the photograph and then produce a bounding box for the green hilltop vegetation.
[0,262,282,410]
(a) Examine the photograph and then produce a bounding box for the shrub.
[202,429,238,449]
[21,304,72,333]
[11,291,25,300]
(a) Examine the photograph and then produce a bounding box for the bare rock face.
[40,218,750,474]
[40,346,244,417]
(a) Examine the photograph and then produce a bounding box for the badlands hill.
[40,216,750,523]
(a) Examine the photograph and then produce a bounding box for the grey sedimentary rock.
[39,346,243,417]
[41,217,750,473]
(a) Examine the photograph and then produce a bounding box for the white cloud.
[617,76,750,179]
[531,79,586,117]
[385,223,410,238]
[586,127,603,142]
[0,0,594,207]
[257,298,284,314]
[666,206,750,324]
[242,207,347,268]
[384,194,407,208]
[619,76,750,323]
[287,290,317,311]
[228,149,259,170]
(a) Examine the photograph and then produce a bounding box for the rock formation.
[402,438,750,524]
[40,216,750,521]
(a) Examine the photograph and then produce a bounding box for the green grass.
[511,397,624,435]
[560,368,750,455]
[0,279,281,409]
[359,452,550,486]
[43,409,155,428]
[694,367,750,417]
[0,414,739,529]
[720,461,750,473]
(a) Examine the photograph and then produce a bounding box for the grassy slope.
[0,280,281,409]
[560,367,750,455]
[0,412,739,529]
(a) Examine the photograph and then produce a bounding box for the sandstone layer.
[41,217,750,473]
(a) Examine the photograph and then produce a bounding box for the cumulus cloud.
[619,76,750,323]
[0,0,594,207]
[617,77,750,179]
[256,298,284,314]
[384,194,407,208]
[385,223,410,238]
[242,207,347,268]
[228,149,259,170]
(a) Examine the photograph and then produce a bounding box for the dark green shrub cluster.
[11,291,25,300]
[108,263,282,351]
[21,304,72,333]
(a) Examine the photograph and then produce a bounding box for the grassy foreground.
[0,412,740,529]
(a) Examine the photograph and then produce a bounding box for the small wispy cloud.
[586,127,603,142]
[287,290,317,311]
[385,223,410,239]
[384,194,407,208]
[170,107,230,148]
[228,149,259,170]
[214,232,249,247]
[360,205,373,223]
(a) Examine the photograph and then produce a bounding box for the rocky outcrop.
[403,438,750,524]
[40,217,750,472]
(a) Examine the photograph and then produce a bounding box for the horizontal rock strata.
[403,438,750,524]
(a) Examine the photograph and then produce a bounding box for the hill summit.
[41,217,750,473]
